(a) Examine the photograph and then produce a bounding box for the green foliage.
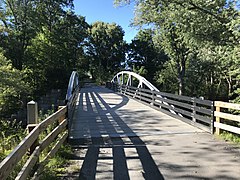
[39,144,72,180]
[0,119,26,160]
[116,0,239,100]
[0,107,73,179]
[25,10,88,94]
[133,65,147,77]
[0,51,31,117]
[220,131,240,144]
[155,61,178,93]
[87,21,126,82]
[127,29,167,83]
[37,109,73,179]
[0,0,89,99]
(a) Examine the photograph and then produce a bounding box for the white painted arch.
[111,71,159,92]
[111,71,179,116]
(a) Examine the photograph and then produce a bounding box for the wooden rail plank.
[39,106,67,131]
[155,91,192,102]
[215,101,240,110]
[152,104,211,132]
[124,91,134,97]
[154,101,192,117]
[194,114,211,124]
[0,127,40,180]
[194,98,213,106]
[155,96,192,110]
[16,146,40,180]
[40,119,67,150]
[127,92,151,103]
[47,131,68,158]
[127,86,138,90]
[134,87,152,93]
[214,111,240,123]
[33,132,68,179]
[194,106,212,115]
[136,95,152,103]
[140,92,153,98]
[125,89,137,94]
[214,122,240,135]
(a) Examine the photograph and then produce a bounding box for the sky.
[73,0,138,43]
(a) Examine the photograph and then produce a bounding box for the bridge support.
[27,101,39,155]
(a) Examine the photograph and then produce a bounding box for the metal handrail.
[66,71,79,103]
[110,71,182,120]
[65,71,79,131]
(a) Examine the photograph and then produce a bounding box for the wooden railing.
[107,83,214,133]
[0,103,67,180]
[0,71,80,179]
[214,101,240,135]
[107,83,239,135]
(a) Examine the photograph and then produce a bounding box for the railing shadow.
[74,87,164,179]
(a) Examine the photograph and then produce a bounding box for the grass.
[0,107,74,180]
[0,119,27,180]
[219,131,240,144]
[0,119,26,161]
[39,144,73,180]
[37,108,74,179]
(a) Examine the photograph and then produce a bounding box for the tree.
[0,0,37,70]
[87,21,125,82]
[0,50,31,117]
[115,0,239,99]
[25,11,88,94]
[154,25,193,95]
[127,29,167,83]
[0,0,89,95]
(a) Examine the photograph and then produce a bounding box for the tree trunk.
[177,59,185,96]
[178,75,183,96]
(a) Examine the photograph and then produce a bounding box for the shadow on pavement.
[72,87,164,179]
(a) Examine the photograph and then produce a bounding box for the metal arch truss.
[111,71,179,116]
[111,71,159,92]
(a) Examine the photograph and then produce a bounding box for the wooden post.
[27,101,38,125]
[192,98,196,123]
[27,101,38,155]
[151,91,154,106]
[139,88,142,101]
[210,101,214,134]
[120,85,122,94]
[215,105,221,135]
[58,106,66,123]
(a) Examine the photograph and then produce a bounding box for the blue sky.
[73,0,138,43]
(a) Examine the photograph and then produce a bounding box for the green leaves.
[0,51,31,117]
[86,21,125,82]
[127,29,167,82]
[116,0,240,99]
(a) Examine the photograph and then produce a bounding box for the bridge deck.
[67,84,240,179]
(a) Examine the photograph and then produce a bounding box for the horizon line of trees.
[0,0,239,119]
[0,0,126,118]
[117,0,240,102]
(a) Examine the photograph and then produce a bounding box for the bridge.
[0,71,240,179]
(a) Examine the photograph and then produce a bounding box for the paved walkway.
[66,84,240,179]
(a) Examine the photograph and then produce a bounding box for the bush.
[0,51,32,118]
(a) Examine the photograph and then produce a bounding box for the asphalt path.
[66,85,240,179]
